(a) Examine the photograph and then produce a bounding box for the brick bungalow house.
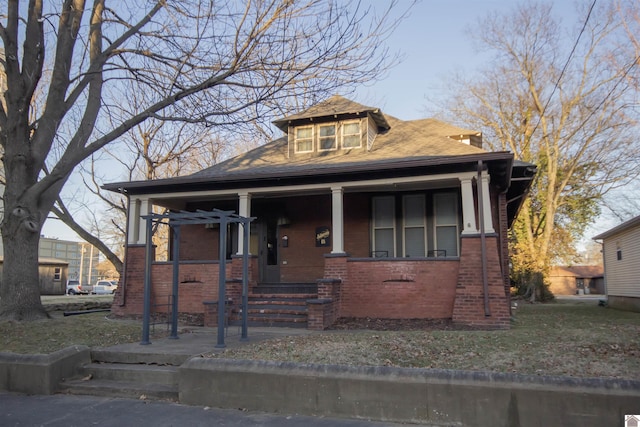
[104,96,536,330]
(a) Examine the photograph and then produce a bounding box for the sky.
[40,0,623,243]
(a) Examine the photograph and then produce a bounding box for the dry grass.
[2,299,640,380]
[206,301,640,380]
[0,311,144,354]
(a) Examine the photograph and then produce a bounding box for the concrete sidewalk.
[0,392,420,427]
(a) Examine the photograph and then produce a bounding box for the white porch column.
[138,197,152,244]
[460,177,478,235]
[127,198,141,244]
[236,192,252,255]
[331,186,345,254]
[480,172,495,233]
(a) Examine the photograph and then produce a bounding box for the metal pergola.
[140,209,254,348]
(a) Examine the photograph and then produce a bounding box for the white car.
[91,280,118,295]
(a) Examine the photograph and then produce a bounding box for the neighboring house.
[593,215,640,312]
[38,237,100,286]
[104,96,536,330]
[0,236,100,286]
[548,265,604,295]
[0,257,68,295]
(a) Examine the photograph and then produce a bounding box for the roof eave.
[103,152,515,196]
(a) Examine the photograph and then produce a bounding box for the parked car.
[66,280,88,295]
[91,280,118,295]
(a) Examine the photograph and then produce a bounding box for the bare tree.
[437,2,640,299]
[0,0,408,320]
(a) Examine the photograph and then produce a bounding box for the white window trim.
[433,192,460,257]
[372,196,396,257]
[318,123,338,152]
[342,120,362,149]
[402,194,427,257]
[294,125,314,153]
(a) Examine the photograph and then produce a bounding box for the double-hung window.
[403,195,427,257]
[342,121,361,149]
[372,196,396,257]
[295,126,313,153]
[318,124,337,151]
[434,193,459,257]
[371,192,460,257]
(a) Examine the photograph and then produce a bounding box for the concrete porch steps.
[234,291,316,328]
[252,283,318,294]
[58,349,181,401]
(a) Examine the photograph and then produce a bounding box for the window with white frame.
[292,120,363,153]
[371,191,460,258]
[403,194,427,257]
[372,196,396,257]
[295,126,313,153]
[54,267,61,281]
[434,192,459,257]
[318,124,337,151]
[342,121,361,148]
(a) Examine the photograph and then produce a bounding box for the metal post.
[141,217,154,345]
[216,217,228,348]
[241,220,250,341]
[170,225,180,339]
[478,161,491,317]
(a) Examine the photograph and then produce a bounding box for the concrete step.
[59,378,177,401]
[248,293,317,300]
[90,348,190,366]
[252,283,317,294]
[235,316,309,328]
[248,309,307,318]
[247,304,307,313]
[79,362,178,386]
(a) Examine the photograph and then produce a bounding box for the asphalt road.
[0,393,423,427]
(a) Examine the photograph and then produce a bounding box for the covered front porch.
[112,165,511,330]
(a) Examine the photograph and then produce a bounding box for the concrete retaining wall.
[0,346,90,395]
[179,358,640,427]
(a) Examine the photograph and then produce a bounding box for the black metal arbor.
[140,209,254,348]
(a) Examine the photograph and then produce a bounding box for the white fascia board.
[132,171,478,201]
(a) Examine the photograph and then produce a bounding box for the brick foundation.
[452,235,510,329]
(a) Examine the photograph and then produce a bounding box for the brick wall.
[112,245,242,316]
[179,224,218,260]
[452,235,510,329]
[276,194,331,282]
[337,259,459,319]
[112,245,149,317]
[343,193,370,258]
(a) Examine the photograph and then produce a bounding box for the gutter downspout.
[119,189,130,307]
[477,161,490,317]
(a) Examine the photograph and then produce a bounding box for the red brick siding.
[338,259,459,319]
[452,236,510,329]
[112,245,149,317]
[178,225,218,260]
[275,195,331,282]
[343,193,370,257]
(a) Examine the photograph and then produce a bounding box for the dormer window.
[292,120,363,154]
[319,124,337,151]
[342,121,361,148]
[295,126,314,153]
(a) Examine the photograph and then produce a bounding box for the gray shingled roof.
[272,95,390,132]
[192,114,487,180]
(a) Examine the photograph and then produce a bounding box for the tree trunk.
[0,214,48,320]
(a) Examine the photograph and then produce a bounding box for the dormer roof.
[272,95,390,133]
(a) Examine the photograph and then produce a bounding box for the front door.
[259,219,280,283]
